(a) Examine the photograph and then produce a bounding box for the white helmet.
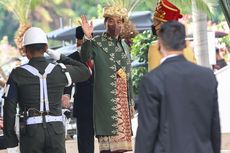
[23,27,48,46]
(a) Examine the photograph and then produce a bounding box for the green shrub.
[131,30,156,95]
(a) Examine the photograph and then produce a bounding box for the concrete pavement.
[0,135,229,153]
[1,116,229,152]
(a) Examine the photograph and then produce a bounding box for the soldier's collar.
[29,57,46,63]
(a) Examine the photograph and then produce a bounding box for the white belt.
[26,115,63,125]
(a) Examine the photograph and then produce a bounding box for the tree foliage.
[0,0,32,24]
[0,0,227,47]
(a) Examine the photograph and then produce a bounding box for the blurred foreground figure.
[135,21,220,153]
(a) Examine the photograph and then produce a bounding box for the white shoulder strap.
[20,63,56,112]
[44,63,56,76]
[21,63,56,76]
[21,65,42,77]
[42,63,56,112]
[58,63,72,87]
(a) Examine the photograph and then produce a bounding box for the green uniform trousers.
[20,122,66,153]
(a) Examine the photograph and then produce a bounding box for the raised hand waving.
[80,15,93,39]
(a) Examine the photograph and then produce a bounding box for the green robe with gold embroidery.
[81,33,133,136]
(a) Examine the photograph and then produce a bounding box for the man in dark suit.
[63,26,94,153]
[135,21,221,153]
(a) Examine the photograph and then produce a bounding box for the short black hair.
[159,20,186,51]
[216,47,220,54]
[25,43,47,54]
[75,26,84,39]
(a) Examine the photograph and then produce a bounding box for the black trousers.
[76,117,94,153]
[0,136,6,150]
[20,122,66,153]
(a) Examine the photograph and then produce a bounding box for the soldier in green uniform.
[3,27,90,153]
[80,5,134,153]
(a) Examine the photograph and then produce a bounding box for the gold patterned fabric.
[98,77,132,152]
[103,6,128,19]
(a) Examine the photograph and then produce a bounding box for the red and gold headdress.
[154,0,183,22]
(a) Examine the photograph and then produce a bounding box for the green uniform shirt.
[3,55,90,148]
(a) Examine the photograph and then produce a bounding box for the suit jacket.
[135,55,220,153]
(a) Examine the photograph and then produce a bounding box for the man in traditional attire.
[148,0,196,71]
[80,5,134,153]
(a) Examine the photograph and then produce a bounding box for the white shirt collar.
[160,54,180,64]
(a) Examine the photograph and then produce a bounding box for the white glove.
[7,146,19,153]
[47,49,61,61]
